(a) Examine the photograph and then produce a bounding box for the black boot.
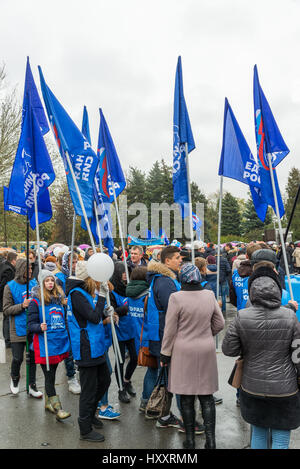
[124,381,136,397]
[200,395,216,449]
[118,388,130,403]
[180,395,195,449]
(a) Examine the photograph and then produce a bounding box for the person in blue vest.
[27,270,71,420]
[145,246,185,430]
[66,261,111,443]
[125,266,150,412]
[55,249,81,395]
[2,258,42,398]
[110,261,137,404]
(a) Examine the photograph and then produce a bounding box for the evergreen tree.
[285,167,300,240]
[221,192,241,237]
[241,192,272,234]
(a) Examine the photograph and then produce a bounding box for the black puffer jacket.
[222,266,300,397]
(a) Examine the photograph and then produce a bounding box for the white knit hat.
[75,261,89,281]
[39,269,55,284]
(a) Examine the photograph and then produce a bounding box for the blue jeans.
[251,425,290,449]
[220,282,228,313]
[64,346,76,378]
[98,350,112,407]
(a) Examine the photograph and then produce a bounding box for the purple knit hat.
[179,263,202,284]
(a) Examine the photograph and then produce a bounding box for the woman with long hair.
[28,270,70,420]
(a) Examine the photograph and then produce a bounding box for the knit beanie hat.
[207,255,216,265]
[45,261,57,272]
[179,263,202,284]
[39,269,55,284]
[75,261,89,281]
[251,248,277,266]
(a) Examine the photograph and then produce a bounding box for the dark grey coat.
[222,275,300,397]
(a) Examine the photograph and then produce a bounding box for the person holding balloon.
[66,259,111,442]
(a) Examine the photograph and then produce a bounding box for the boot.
[45,393,56,414]
[200,395,216,449]
[118,389,130,403]
[124,380,136,397]
[49,395,71,421]
[180,395,195,449]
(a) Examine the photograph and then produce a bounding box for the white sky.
[1,0,300,201]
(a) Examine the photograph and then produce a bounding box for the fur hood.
[147,260,177,280]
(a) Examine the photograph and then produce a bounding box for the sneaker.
[80,430,105,442]
[124,381,136,397]
[98,405,121,420]
[178,419,205,435]
[213,395,223,405]
[118,389,130,403]
[28,384,43,399]
[68,376,81,394]
[139,399,147,413]
[10,378,19,395]
[156,412,182,428]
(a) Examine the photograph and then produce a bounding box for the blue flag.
[253,65,285,221]
[38,66,99,219]
[192,212,202,241]
[82,105,91,145]
[97,108,126,203]
[173,56,195,217]
[7,96,55,229]
[3,186,27,216]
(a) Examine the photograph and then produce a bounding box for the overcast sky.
[1,0,300,201]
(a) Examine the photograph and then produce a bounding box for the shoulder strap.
[139,294,149,344]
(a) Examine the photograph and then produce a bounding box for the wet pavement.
[1,303,300,450]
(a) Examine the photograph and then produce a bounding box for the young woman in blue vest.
[27,270,71,420]
[2,258,42,398]
[66,261,111,443]
[110,261,137,404]
[55,250,81,395]
[125,266,150,411]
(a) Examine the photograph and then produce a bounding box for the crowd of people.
[0,238,300,449]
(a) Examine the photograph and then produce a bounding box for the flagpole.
[69,211,76,275]
[111,184,129,282]
[33,174,50,371]
[216,176,223,350]
[185,143,195,265]
[94,201,103,251]
[267,154,294,300]
[26,214,30,393]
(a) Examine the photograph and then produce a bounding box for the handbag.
[145,366,169,419]
[137,295,158,369]
[228,357,244,388]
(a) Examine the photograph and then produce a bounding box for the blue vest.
[232,270,249,311]
[128,293,149,355]
[111,291,134,342]
[55,272,67,293]
[67,287,105,361]
[33,298,70,358]
[7,279,37,336]
[147,274,181,341]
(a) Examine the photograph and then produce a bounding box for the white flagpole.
[111,183,129,282]
[185,143,195,265]
[267,153,294,300]
[69,211,76,275]
[33,174,50,371]
[216,176,223,350]
[94,201,103,251]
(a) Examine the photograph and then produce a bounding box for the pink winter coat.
[161,288,225,395]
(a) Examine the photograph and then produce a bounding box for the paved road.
[1,304,300,450]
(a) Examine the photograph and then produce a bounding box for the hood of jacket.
[146,260,177,285]
[207,264,217,273]
[14,258,29,284]
[65,277,87,296]
[237,259,253,278]
[248,266,282,309]
[126,280,149,298]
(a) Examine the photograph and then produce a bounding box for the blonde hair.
[42,278,65,305]
[195,257,207,273]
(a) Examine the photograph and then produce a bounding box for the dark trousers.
[40,363,58,397]
[11,342,36,385]
[78,361,111,435]
[114,338,137,388]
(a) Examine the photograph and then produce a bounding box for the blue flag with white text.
[253,65,285,221]
[38,66,99,219]
[173,56,195,218]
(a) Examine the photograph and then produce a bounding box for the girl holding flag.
[27,270,71,420]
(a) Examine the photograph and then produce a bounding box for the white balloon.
[87,253,115,282]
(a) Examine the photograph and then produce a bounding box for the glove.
[99,282,109,298]
[104,305,115,318]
